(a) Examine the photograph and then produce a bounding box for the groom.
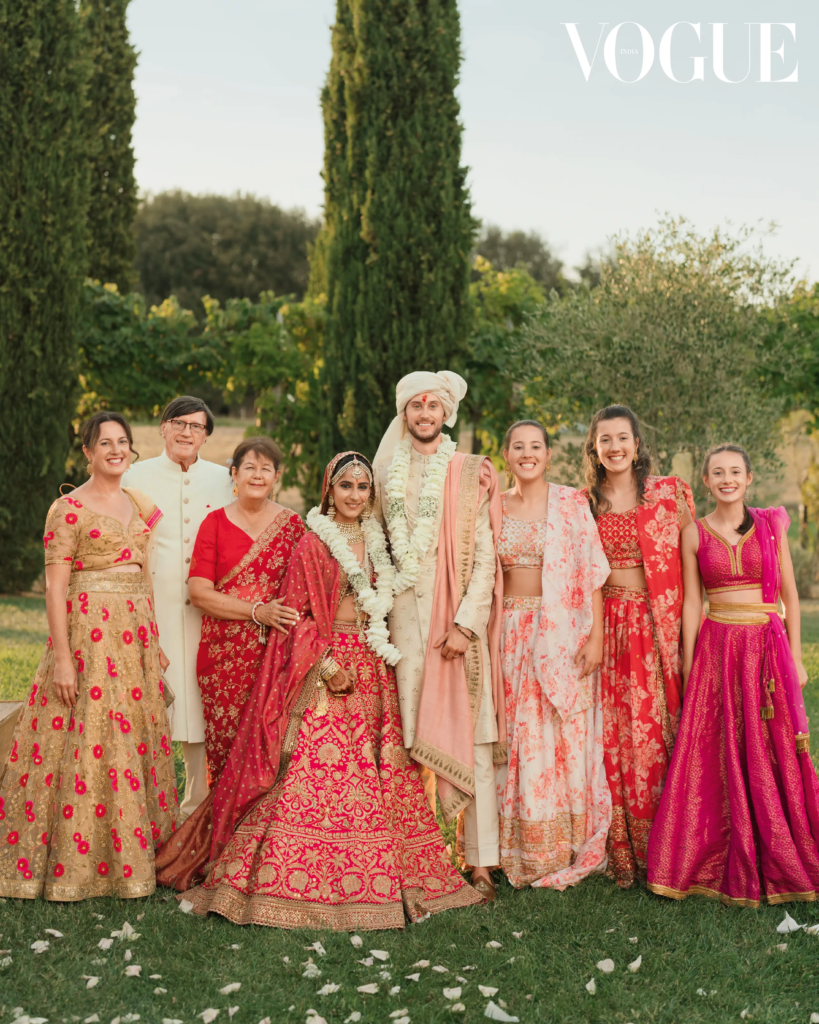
[373,370,505,898]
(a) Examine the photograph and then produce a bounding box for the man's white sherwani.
[123,452,233,813]
[375,447,500,867]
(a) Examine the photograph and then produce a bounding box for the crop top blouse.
[696,518,764,595]
[43,489,162,572]
[596,505,642,569]
[497,493,547,572]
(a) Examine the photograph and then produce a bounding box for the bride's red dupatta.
[156,532,340,889]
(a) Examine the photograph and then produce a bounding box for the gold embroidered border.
[492,741,507,765]
[503,595,541,610]
[68,571,151,595]
[456,455,485,728]
[648,881,818,908]
[44,878,156,901]
[217,507,292,591]
[602,585,649,602]
[651,621,675,759]
[275,665,320,785]
[401,882,483,918]
[411,736,474,793]
[184,884,407,931]
[707,603,776,626]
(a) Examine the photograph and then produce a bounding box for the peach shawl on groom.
[410,452,506,822]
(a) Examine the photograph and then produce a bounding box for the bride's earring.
[328,495,336,520]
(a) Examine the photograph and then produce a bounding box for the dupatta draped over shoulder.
[534,485,610,716]
[635,476,696,730]
[749,505,810,748]
[411,452,505,822]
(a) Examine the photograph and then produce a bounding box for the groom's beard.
[407,421,443,444]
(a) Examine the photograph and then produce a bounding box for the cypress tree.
[0,0,91,589]
[82,0,138,292]
[313,0,475,463]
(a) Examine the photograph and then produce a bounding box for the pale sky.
[129,0,817,281]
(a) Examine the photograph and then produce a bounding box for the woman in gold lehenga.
[0,412,178,901]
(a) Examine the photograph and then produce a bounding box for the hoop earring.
[327,495,336,520]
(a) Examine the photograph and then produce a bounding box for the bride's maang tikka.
[329,452,373,487]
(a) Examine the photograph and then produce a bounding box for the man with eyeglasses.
[123,396,234,820]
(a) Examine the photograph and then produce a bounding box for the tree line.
[2,0,819,593]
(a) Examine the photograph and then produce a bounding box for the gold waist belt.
[67,570,151,596]
[707,602,777,625]
[603,584,649,602]
[503,595,541,611]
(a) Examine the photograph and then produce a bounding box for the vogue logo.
[562,22,798,83]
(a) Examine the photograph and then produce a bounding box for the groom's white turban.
[373,370,468,467]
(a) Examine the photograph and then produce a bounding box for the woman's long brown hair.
[583,405,652,517]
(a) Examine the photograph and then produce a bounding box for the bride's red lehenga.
[159,464,480,930]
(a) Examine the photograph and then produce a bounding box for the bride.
[177,451,481,929]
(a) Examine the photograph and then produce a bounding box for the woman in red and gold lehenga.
[581,405,695,888]
[177,452,481,930]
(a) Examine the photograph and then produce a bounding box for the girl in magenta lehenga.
[647,444,819,907]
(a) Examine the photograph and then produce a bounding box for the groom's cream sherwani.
[375,446,500,867]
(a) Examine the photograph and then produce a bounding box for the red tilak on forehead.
[421,394,428,403]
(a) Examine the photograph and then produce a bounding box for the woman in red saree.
[175,452,481,930]
[582,405,695,888]
[186,436,304,786]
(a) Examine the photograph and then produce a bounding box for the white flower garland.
[384,435,457,595]
[306,506,402,666]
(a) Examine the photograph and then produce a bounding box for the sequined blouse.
[596,505,642,569]
[42,489,162,572]
[498,493,547,572]
[696,518,764,595]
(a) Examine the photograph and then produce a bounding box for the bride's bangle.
[251,601,265,627]
[320,653,341,682]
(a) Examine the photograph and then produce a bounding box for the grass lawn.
[2,596,819,1024]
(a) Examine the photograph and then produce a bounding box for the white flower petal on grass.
[389,986,401,995]
[199,1012,219,1024]
[149,974,162,980]
[478,986,499,997]
[227,1008,239,1019]
[282,957,290,964]
[389,1011,409,1020]
[740,1011,750,1020]
[343,1015,362,1024]
[405,973,420,982]
[485,941,502,949]
[776,911,802,933]
[44,929,63,938]
[432,965,449,973]
[316,983,340,995]
[302,962,322,979]
[810,1014,819,1024]
[0,956,13,968]
[357,983,379,994]
[412,960,430,968]
[450,1007,465,1015]
[124,950,132,962]
[585,979,596,995]
[512,932,523,939]
[596,959,614,974]
[178,900,194,914]
[162,1020,183,1024]
[462,965,477,971]
[31,940,50,954]
[91,959,107,966]
[628,955,642,973]
[484,1002,519,1022]
[230,944,241,950]
[776,943,788,952]
[98,938,114,950]
[154,989,168,996]
[84,1016,100,1023]
[697,989,707,996]
[443,987,462,1000]
[370,950,389,961]
[220,984,242,995]
[605,928,616,933]
[379,969,392,979]
[258,1018,271,1024]
[456,976,468,984]
[122,1015,141,1022]
[357,957,374,967]
[804,924,819,935]
[629,936,638,943]
[10,1010,25,1020]
[111,922,140,941]
[305,942,326,956]
[92,914,104,920]
[124,965,142,977]
[350,935,364,948]
[84,977,100,989]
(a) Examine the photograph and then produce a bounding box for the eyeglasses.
[168,419,207,436]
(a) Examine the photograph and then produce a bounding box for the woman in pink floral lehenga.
[496,421,612,889]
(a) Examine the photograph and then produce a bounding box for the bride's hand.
[326,668,354,695]
[256,599,300,635]
[53,657,79,708]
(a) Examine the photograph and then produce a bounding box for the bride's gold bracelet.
[319,652,341,682]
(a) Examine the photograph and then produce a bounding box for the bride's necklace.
[334,520,365,542]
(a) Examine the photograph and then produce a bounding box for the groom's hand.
[434,626,471,660]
